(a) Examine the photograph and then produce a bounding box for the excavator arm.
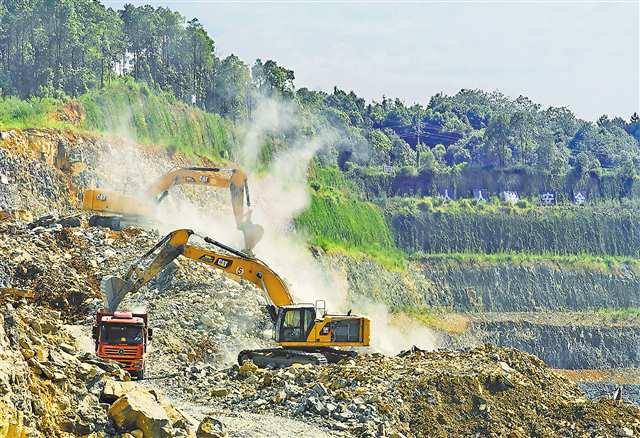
[143,167,249,224]
[82,166,263,251]
[102,229,293,317]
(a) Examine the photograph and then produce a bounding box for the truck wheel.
[132,370,144,380]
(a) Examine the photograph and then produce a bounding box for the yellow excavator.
[101,228,371,367]
[82,166,263,251]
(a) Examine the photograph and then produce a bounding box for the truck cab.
[92,309,152,379]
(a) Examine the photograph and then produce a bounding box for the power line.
[396,131,463,143]
[375,124,463,139]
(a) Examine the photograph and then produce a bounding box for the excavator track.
[88,214,122,231]
[315,347,358,364]
[238,347,358,369]
[238,348,329,368]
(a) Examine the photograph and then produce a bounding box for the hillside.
[1,0,640,436]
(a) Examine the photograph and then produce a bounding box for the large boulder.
[196,416,226,438]
[101,379,139,403]
[148,389,192,431]
[107,388,173,438]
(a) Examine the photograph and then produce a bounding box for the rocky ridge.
[446,314,640,369]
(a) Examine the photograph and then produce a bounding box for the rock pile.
[0,216,270,339]
[123,256,273,399]
[0,219,149,316]
[171,345,640,437]
[0,302,125,434]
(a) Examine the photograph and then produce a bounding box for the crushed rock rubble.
[136,271,272,385]
[0,301,200,437]
[166,345,640,437]
[0,219,156,316]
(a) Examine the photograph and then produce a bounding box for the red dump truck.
[92,310,153,379]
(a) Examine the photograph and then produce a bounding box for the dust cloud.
[233,96,437,354]
[94,95,437,356]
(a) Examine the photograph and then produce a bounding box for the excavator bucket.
[239,221,264,252]
[101,275,133,312]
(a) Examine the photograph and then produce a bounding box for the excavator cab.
[274,303,368,345]
[275,305,317,343]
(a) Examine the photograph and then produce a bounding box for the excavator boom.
[82,166,263,251]
[102,229,292,313]
[143,167,249,226]
[144,167,245,199]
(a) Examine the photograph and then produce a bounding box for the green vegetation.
[592,307,640,322]
[2,0,640,264]
[297,194,392,249]
[0,80,234,160]
[401,307,640,332]
[413,252,640,275]
[80,81,233,159]
[0,96,72,129]
[296,192,404,270]
[296,166,405,270]
[347,163,640,202]
[2,0,638,183]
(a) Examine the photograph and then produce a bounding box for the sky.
[103,0,639,121]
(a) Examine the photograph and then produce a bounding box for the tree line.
[1,0,639,181]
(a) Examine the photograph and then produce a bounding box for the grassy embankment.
[1,80,233,160]
[79,81,232,159]
[414,252,640,275]
[297,166,406,270]
[0,96,72,129]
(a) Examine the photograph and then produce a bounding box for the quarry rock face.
[0,304,113,437]
[449,318,640,369]
[329,252,640,314]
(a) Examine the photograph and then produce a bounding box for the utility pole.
[415,110,422,168]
